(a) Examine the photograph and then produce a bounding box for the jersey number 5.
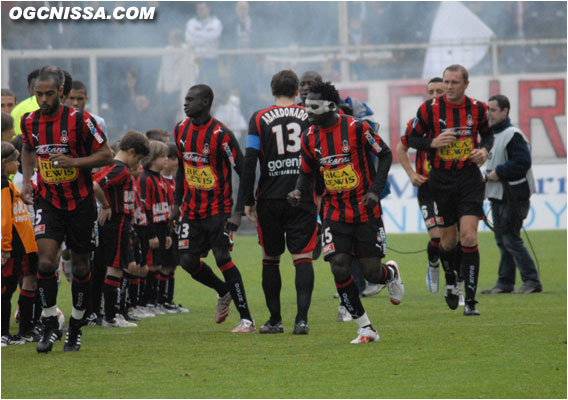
[272,122,302,155]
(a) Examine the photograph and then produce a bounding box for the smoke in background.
[2,1,566,142]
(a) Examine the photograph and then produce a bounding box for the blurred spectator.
[1,112,15,142]
[184,2,223,87]
[10,69,40,136]
[213,88,247,146]
[156,29,199,128]
[1,89,17,114]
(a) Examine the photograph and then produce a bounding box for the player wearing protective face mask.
[288,81,404,344]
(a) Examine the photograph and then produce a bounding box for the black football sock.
[167,273,175,304]
[36,270,58,309]
[219,260,252,321]
[1,274,18,336]
[72,272,91,319]
[33,291,43,324]
[262,259,282,324]
[335,275,365,319]
[156,272,169,305]
[189,261,228,296]
[461,244,480,304]
[440,246,458,286]
[293,258,314,324]
[18,288,35,335]
[427,238,441,266]
[144,270,157,305]
[123,271,138,309]
[103,275,121,321]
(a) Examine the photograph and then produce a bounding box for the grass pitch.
[1,230,566,399]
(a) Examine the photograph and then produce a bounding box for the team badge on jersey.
[60,130,69,143]
[342,140,350,154]
[466,114,474,126]
[203,143,210,155]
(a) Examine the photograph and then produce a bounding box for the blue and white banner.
[381,163,567,233]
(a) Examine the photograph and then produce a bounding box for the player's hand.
[225,211,243,232]
[410,172,428,187]
[1,251,10,266]
[97,208,111,226]
[359,192,379,208]
[431,131,457,148]
[48,153,76,168]
[19,182,34,205]
[165,236,172,249]
[168,205,180,232]
[470,148,489,166]
[149,237,159,249]
[244,205,257,226]
[287,189,302,207]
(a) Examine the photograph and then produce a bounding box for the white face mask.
[305,99,336,115]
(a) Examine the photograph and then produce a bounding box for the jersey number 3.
[272,122,302,155]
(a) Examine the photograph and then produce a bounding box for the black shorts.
[428,165,485,227]
[417,185,438,230]
[34,196,97,254]
[256,199,318,257]
[21,253,38,277]
[162,230,179,268]
[321,218,387,262]
[98,215,135,269]
[177,214,233,256]
[133,225,148,267]
[147,224,171,267]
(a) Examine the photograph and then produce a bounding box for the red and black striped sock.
[17,288,35,335]
[103,275,121,321]
[262,259,281,323]
[219,260,252,321]
[293,258,314,324]
[461,244,480,304]
[335,275,365,319]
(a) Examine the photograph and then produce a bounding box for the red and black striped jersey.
[93,160,134,216]
[162,175,175,206]
[401,117,430,177]
[21,105,107,211]
[174,116,243,220]
[139,169,169,226]
[299,114,388,223]
[409,94,491,171]
[246,104,311,200]
[131,175,147,227]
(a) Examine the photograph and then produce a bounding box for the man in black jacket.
[482,94,542,294]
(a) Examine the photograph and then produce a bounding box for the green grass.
[2,230,566,398]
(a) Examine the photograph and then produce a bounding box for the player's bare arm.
[430,130,457,148]
[48,142,113,168]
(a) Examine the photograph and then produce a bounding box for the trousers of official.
[491,200,540,289]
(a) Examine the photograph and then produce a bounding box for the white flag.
[422,2,495,79]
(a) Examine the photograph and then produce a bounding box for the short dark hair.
[1,112,14,132]
[1,88,16,100]
[488,94,511,114]
[62,70,73,96]
[271,70,299,98]
[145,129,170,142]
[309,80,340,105]
[428,77,443,84]
[119,130,150,156]
[27,69,40,86]
[71,80,88,95]
[167,142,177,159]
[9,133,23,154]
[443,64,469,83]
[36,66,65,88]
[190,84,214,104]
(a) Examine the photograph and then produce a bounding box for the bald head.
[299,71,323,105]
